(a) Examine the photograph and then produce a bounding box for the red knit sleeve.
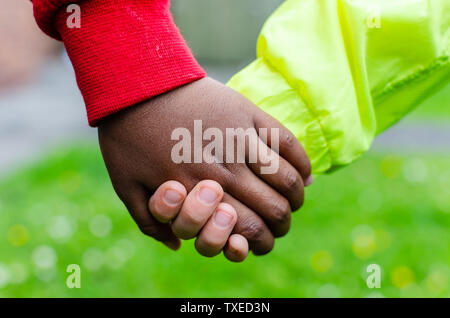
[32,0,206,126]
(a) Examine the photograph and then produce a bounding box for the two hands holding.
[3,1,312,263]
[98,78,313,262]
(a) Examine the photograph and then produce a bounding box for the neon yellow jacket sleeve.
[228,0,450,174]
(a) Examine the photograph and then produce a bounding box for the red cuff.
[33,0,206,126]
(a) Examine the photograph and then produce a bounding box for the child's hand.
[98,77,311,257]
[148,180,249,262]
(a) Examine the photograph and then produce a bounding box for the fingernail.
[163,189,183,206]
[305,175,314,187]
[214,209,234,228]
[198,187,218,205]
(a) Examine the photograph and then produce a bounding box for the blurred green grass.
[0,145,448,297]
[408,83,450,119]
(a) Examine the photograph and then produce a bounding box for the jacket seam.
[373,55,450,102]
[259,56,335,167]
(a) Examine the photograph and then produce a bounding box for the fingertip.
[197,180,224,197]
[149,181,187,223]
[190,180,224,208]
[163,180,188,196]
[161,181,187,206]
[216,203,237,225]
[304,175,314,187]
[224,234,249,262]
[163,238,181,251]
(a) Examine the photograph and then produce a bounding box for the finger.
[120,184,180,250]
[247,137,305,211]
[195,203,237,257]
[224,234,249,262]
[171,180,224,240]
[253,110,312,184]
[148,181,187,223]
[222,193,274,255]
[227,167,292,237]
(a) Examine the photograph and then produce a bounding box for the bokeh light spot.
[0,263,11,288]
[89,214,112,238]
[9,262,28,285]
[316,284,340,298]
[48,215,75,243]
[115,239,136,260]
[380,156,403,179]
[310,250,333,273]
[31,245,58,270]
[351,225,376,259]
[425,268,448,294]
[7,224,29,247]
[391,266,415,289]
[402,158,428,184]
[34,268,56,282]
[82,248,105,271]
[105,246,127,270]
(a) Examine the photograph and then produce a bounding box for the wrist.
[34,0,206,126]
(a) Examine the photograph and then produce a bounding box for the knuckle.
[219,165,239,189]
[270,198,291,225]
[241,221,265,242]
[282,171,302,192]
[281,131,295,148]
[182,177,201,192]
